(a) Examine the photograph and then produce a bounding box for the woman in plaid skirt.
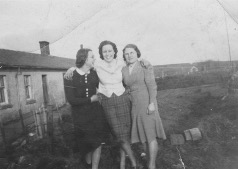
[96,40,137,169]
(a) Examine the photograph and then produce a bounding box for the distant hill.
[153,60,238,78]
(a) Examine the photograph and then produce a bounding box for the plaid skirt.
[99,92,131,142]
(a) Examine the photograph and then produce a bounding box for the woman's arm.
[144,65,157,114]
[64,67,76,80]
[144,65,157,103]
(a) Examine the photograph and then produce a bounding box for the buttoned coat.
[122,61,166,143]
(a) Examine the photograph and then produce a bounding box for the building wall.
[0,68,66,122]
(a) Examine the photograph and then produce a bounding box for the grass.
[2,84,238,169]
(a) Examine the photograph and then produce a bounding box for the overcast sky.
[0,0,238,65]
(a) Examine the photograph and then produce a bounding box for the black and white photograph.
[0,0,238,168]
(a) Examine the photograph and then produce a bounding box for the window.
[24,75,33,100]
[0,75,9,104]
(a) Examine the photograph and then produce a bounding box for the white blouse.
[95,59,126,97]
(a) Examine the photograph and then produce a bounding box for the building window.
[24,75,33,100]
[0,75,8,104]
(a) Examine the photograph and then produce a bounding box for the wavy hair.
[122,44,141,61]
[98,40,118,60]
[75,48,92,68]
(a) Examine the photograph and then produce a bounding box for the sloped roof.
[0,49,75,70]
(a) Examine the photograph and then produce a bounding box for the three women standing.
[65,41,137,169]
[64,41,166,169]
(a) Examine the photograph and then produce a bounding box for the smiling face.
[124,48,138,65]
[102,44,115,63]
[85,51,95,68]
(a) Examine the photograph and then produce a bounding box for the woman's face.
[85,51,95,68]
[124,48,138,65]
[102,44,115,63]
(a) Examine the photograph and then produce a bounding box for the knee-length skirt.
[71,102,109,155]
[130,89,166,144]
[99,92,131,143]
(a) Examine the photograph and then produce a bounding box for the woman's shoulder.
[138,61,153,70]
[116,58,126,67]
[64,72,76,87]
[122,64,128,71]
[90,69,98,76]
[90,68,96,73]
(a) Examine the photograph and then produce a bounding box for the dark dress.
[64,69,109,155]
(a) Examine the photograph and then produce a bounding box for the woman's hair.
[75,48,92,68]
[122,44,141,61]
[98,40,118,60]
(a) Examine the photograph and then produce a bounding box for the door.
[42,75,49,105]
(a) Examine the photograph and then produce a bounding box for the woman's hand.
[147,102,155,115]
[140,59,151,68]
[64,67,76,80]
[90,95,99,102]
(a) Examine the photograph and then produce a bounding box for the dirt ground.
[1,84,238,169]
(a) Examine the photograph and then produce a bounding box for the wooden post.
[0,116,6,148]
[47,105,54,137]
[42,106,47,137]
[18,109,26,135]
[34,110,42,139]
[55,103,62,122]
[47,105,54,154]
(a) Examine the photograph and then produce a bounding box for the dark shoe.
[81,157,92,169]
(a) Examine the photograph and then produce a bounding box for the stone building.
[0,41,74,144]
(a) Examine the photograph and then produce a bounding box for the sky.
[0,0,238,65]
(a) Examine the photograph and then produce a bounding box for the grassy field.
[157,84,238,169]
[2,84,238,169]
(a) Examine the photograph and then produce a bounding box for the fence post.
[34,110,43,139]
[0,115,6,149]
[55,103,62,122]
[42,106,47,137]
[18,109,26,135]
[47,105,54,137]
[47,105,54,154]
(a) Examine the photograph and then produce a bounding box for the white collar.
[76,68,90,75]
[128,61,138,68]
[99,59,118,74]
[102,59,117,67]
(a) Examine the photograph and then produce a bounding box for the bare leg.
[121,141,136,167]
[148,139,158,169]
[120,148,126,169]
[86,152,92,164]
[91,145,102,169]
[142,142,149,162]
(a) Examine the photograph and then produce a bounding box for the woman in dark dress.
[64,48,108,169]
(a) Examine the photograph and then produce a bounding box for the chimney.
[80,44,83,49]
[39,41,50,55]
